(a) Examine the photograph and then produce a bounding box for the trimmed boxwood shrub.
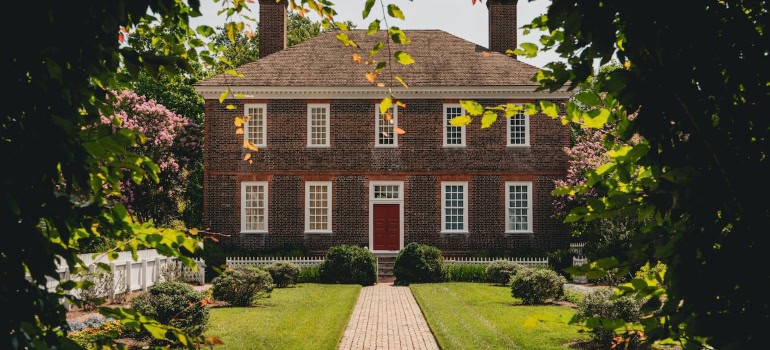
[211,266,274,306]
[486,260,523,285]
[319,245,377,286]
[393,243,444,285]
[131,281,209,338]
[574,288,643,347]
[265,262,300,287]
[510,267,566,304]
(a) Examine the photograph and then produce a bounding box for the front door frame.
[369,181,404,254]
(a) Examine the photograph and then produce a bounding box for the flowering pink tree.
[102,90,201,225]
[553,129,607,218]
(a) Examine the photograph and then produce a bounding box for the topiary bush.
[265,262,300,288]
[444,263,487,282]
[393,243,445,285]
[486,260,524,285]
[510,267,566,304]
[318,245,377,286]
[211,266,274,306]
[574,288,643,347]
[131,281,209,338]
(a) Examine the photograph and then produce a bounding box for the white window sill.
[304,231,333,235]
[506,144,531,148]
[505,231,534,236]
[240,231,268,235]
[307,145,331,148]
[442,144,466,148]
[440,231,469,235]
[374,145,398,148]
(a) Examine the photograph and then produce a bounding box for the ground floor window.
[506,182,532,233]
[241,182,268,233]
[441,182,468,233]
[305,182,332,233]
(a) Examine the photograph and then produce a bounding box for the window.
[241,182,268,233]
[441,182,468,233]
[305,182,332,233]
[374,185,400,199]
[244,103,267,147]
[507,111,529,146]
[375,104,397,147]
[443,104,466,147]
[307,103,330,147]
[506,182,532,233]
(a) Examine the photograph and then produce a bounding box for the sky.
[191,0,560,68]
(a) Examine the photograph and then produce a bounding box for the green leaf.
[460,100,484,116]
[387,4,405,20]
[575,91,601,107]
[224,69,244,78]
[334,22,350,31]
[388,27,409,44]
[593,257,619,269]
[379,97,392,114]
[395,76,408,89]
[481,111,498,129]
[219,88,230,103]
[450,115,472,126]
[583,108,610,128]
[196,25,215,37]
[367,20,380,35]
[374,61,386,72]
[363,0,376,18]
[523,103,538,115]
[596,162,616,175]
[505,104,523,118]
[143,323,168,339]
[370,41,384,57]
[539,100,559,117]
[225,105,236,110]
[336,32,358,48]
[394,51,415,65]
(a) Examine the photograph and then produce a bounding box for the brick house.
[195,0,570,256]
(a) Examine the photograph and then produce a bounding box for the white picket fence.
[226,256,325,269]
[572,256,588,266]
[45,249,205,295]
[444,256,549,267]
[570,242,586,255]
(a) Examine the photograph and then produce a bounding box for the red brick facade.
[257,0,287,58]
[488,0,518,56]
[203,98,569,255]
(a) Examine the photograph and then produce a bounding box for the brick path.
[338,283,440,350]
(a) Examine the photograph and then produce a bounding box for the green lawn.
[206,284,361,350]
[411,283,588,350]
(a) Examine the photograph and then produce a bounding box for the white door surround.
[368,181,405,254]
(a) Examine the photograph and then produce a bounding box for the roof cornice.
[193,86,572,100]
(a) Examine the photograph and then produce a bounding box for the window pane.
[377,106,395,145]
[445,106,463,145]
[247,106,265,146]
[308,184,330,231]
[509,111,527,145]
[310,106,328,145]
[444,184,466,231]
[507,185,529,231]
[244,184,266,231]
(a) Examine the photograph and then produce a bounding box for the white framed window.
[441,182,469,233]
[505,181,533,233]
[507,111,530,147]
[244,103,267,147]
[305,181,332,233]
[307,103,330,147]
[241,182,268,233]
[375,104,398,147]
[443,104,466,147]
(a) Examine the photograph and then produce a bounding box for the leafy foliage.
[265,262,301,288]
[485,260,523,285]
[573,288,643,347]
[211,267,274,307]
[510,268,566,305]
[444,263,487,282]
[298,265,322,283]
[131,282,209,341]
[318,245,377,286]
[393,243,445,285]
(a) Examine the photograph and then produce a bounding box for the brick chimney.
[258,0,288,58]
[487,0,518,56]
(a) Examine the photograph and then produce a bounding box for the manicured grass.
[206,284,361,350]
[411,283,588,350]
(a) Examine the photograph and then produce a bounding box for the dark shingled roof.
[196,29,540,87]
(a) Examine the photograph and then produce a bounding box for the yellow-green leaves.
[196,25,215,38]
[510,42,539,58]
[225,22,244,43]
[225,105,237,110]
[219,88,230,103]
[370,41,384,57]
[394,51,415,65]
[367,20,380,35]
[388,27,409,44]
[336,32,358,48]
[539,100,559,118]
[450,115,473,126]
[505,103,523,117]
[387,4,405,20]
[363,0,376,18]
[460,100,484,116]
[575,91,601,107]
[395,76,408,89]
[583,108,610,129]
[380,97,393,114]
[481,111,498,129]
[224,69,244,78]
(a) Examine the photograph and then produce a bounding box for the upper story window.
[307,103,330,147]
[305,182,332,233]
[505,181,532,233]
[244,103,267,147]
[375,104,398,147]
[441,182,469,233]
[443,104,466,147]
[507,111,530,147]
[241,182,268,233]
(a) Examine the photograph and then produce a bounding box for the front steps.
[376,255,397,281]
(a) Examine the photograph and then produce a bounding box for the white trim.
[306,103,331,148]
[440,181,469,234]
[369,181,405,254]
[505,181,534,234]
[375,104,398,148]
[443,104,466,147]
[195,85,572,100]
[241,181,269,234]
[244,103,267,147]
[507,111,530,147]
[305,181,333,234]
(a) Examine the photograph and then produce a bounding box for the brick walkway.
[338,283,440,350]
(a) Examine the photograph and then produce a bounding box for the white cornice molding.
[193,86,572,100]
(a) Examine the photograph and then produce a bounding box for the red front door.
[373,204,400,251]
